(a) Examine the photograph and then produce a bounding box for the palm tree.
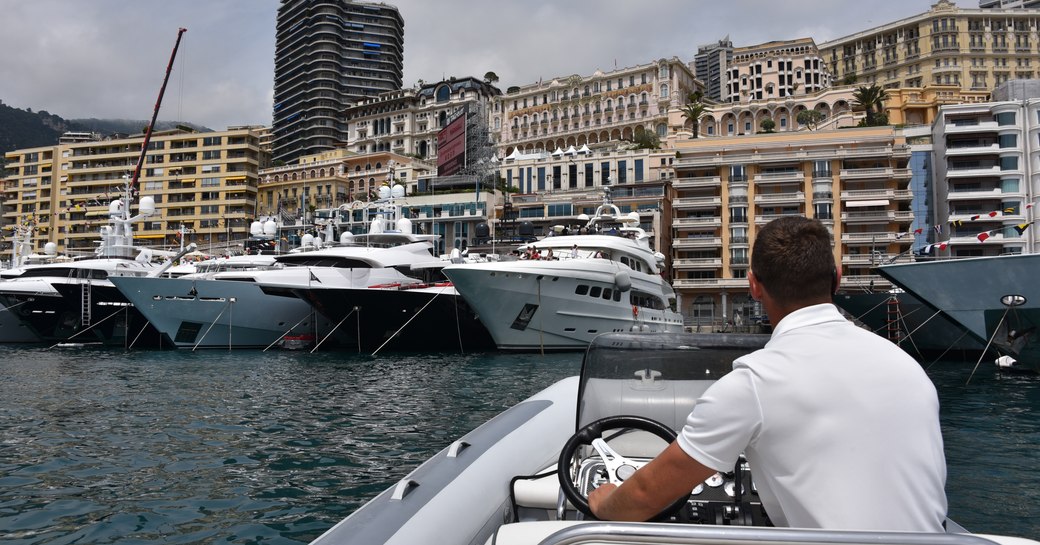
[853,85,889,126]
[680,92,707,138]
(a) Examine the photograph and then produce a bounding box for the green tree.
[796,109,825,130]
[632,129,661,150]
[679,91,707,138]
[853,84,889,126]
[483,71,499,84]
[842,74,859,86]
[760,119,776,133]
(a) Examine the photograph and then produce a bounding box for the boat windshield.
[576,332,767,432]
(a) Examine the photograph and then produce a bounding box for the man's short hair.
[751,216,835,305]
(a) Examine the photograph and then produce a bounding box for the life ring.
[632,305,639,319]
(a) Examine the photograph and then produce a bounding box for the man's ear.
[831,267,840,295]
[749,270,763,301]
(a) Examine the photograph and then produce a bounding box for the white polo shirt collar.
[768,303,844,340]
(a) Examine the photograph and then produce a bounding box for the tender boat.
[443,189,684,351]
[310,332,1037,545]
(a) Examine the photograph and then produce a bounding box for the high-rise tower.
[273,0,404,164]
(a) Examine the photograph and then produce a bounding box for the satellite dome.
[263,220,277,236]
[139,196,156,216]
[250,221,263,236]
[396,217,412,234]
[391,184,405,198]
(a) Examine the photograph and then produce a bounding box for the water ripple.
[2,347,1037,542]
[0,346,580,544]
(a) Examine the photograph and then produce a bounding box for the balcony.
[674,196,722,210]
[946,165,1001,179]
[673,258,723,270]
[840,275,891,290]
[753,171,804,185]
[673,236,722,249]
[672,278,749,290]
[946,187,1005,201]
[943,120,999,134]
[841,231,899,244]
[672,176,722,189]
[754,191,805,205]
[945,143,999,156]
[839,167,910,181]
[841,210,894,223]
[674,216,722,229]
[754,213,803,225]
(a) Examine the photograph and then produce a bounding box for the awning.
[134,234,168,239]
[844,199,889,208]
[226,176,246,181]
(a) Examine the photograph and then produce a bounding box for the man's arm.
[588,441,717,521]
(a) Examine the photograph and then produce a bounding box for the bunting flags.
[914,227,924,235]
[1014,223,1030,235]
[938,242,948,250]
[1005,207,1016,213]
[935,224,943,234]
[950,219,963,227]
[977,232,990,242]
[970,215,980,221]
[988,211,999,217]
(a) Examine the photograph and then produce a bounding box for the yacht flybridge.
[310,332,1036,545]
[443,188,684,350]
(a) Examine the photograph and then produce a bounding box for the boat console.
[514,332,771,525]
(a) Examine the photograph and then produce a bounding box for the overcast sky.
[0,0,979,130]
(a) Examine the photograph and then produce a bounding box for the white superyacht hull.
[111,275,331,349]
[444,260,684,350]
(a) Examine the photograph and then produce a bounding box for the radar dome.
[263,220,277,236]
[576,213,590,221]
[340,232,355,244]
[627,211,640,223]
[396,217,412,234]
[391,184,405,198]
[44,242,57,256]
[139,196,156,216]
[378,185,391,200]
[109,199,124,215]
[301,233,315,247]
[370,216,385,234]
[250,221,263,236]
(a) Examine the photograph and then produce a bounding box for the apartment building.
[258,149,434,220]
[694,37,734,102]
[930,91,1040,256]
[725,38,831,104]
[2,127,267,254]
[670,127,914,327]
[344,77,500,159]
[493,58,701,156]
[273,0,405,163]
[820,0,1040,91]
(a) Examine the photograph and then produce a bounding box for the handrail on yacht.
[534,522,998,545]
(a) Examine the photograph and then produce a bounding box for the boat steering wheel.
[558,415,688,520]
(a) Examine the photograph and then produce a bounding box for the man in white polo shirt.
[589,216,947,531]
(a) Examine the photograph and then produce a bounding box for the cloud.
[0,0,981,130]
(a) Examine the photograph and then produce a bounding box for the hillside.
[0,99,210,166]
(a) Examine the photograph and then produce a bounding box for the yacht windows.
[589,286,602,298]
[575,285,589,296]
[630,290,665,310]
[602,288,612,300]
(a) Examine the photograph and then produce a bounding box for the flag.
[950,220,961,227]
[1005,207,1016,213]
[977,232,990,242]
[1014,223,1030,235]
[936,223,945,233]
[988,211,998,217]
[970,215,980,221]
[939,242,949,250]
[1028,203,1035,210]
[914,227,924,235]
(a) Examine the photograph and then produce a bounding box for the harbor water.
[0,345,1037,544]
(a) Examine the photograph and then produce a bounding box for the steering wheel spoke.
[558,415,687,520]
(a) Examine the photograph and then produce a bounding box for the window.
[660,84,669,99]
[996,112,1016,126]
